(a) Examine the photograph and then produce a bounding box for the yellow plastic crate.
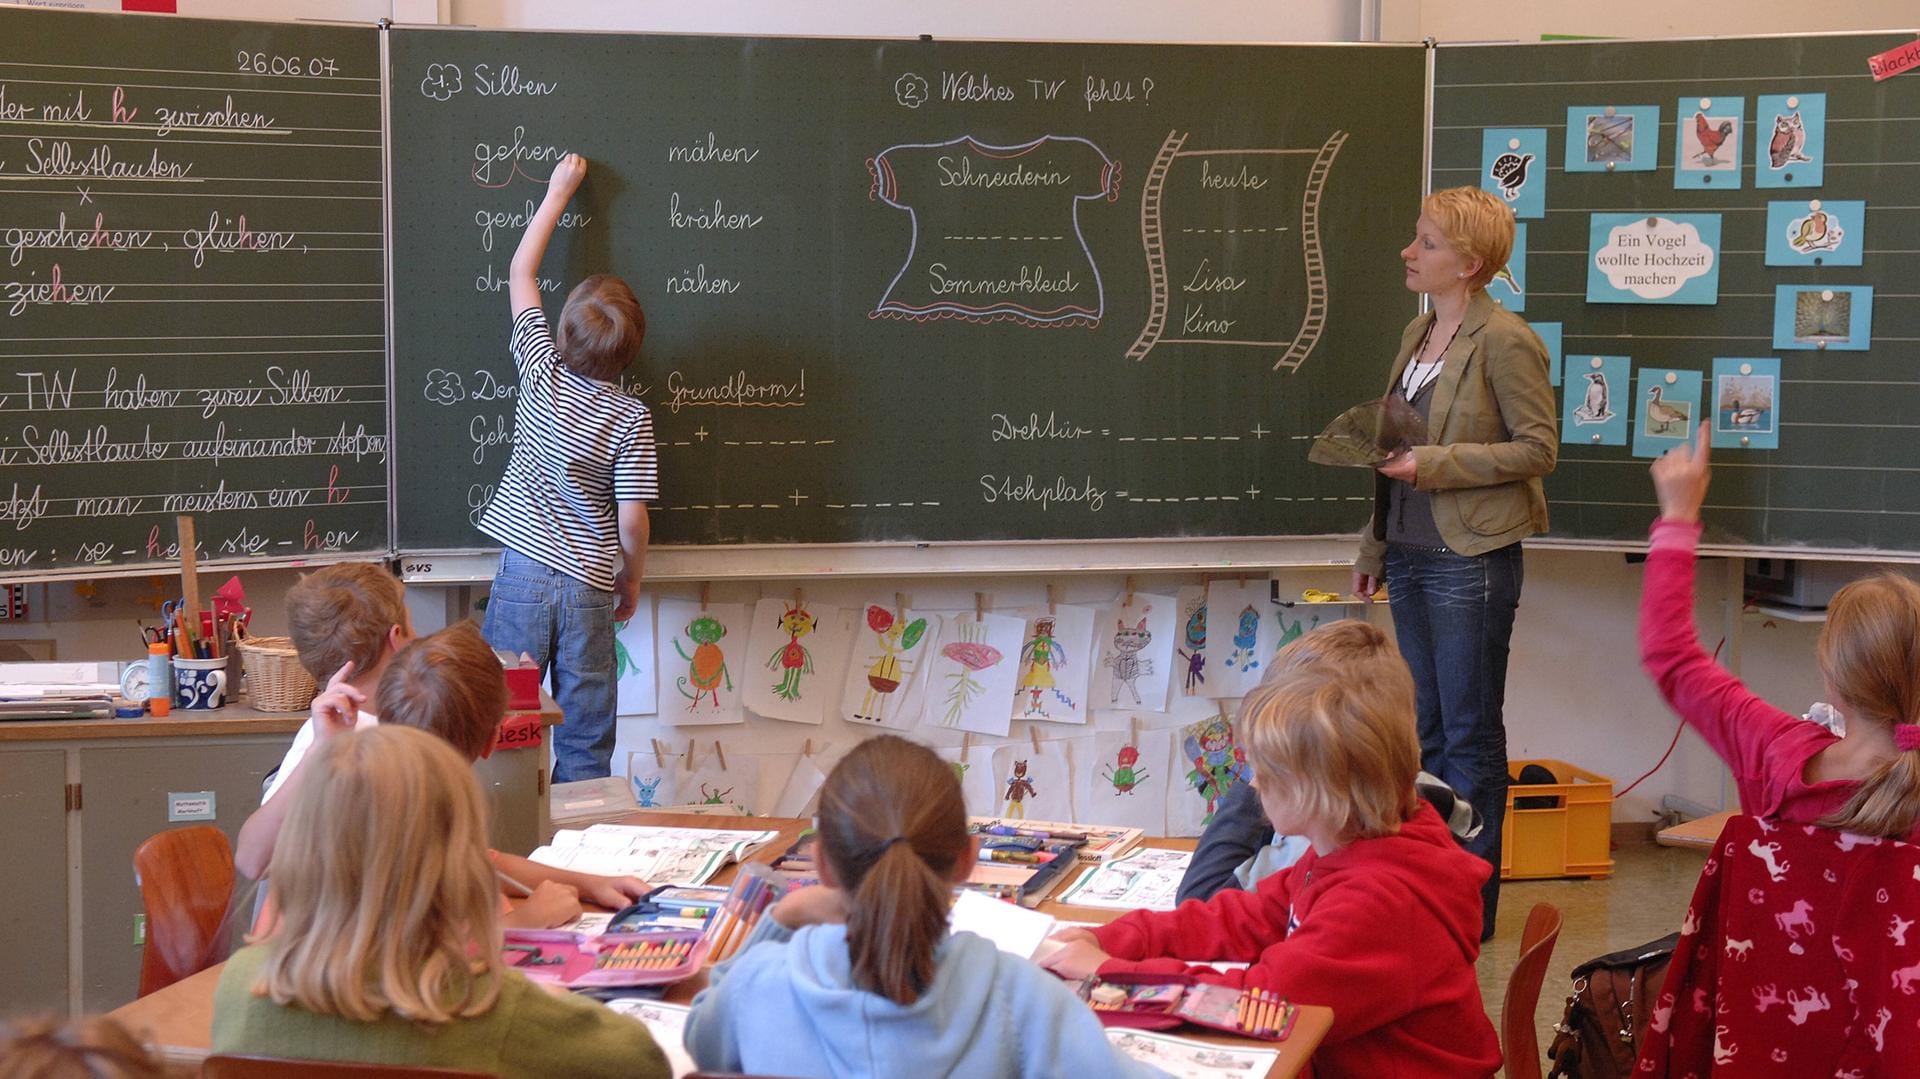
[1500,758,1615,880]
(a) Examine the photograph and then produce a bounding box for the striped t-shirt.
[478,307,658,592]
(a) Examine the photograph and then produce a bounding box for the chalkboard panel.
[389,30,1425,552]
[1436,33,1920,554]
[0,8,388,576]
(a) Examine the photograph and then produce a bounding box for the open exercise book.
[529,824,780,886]
[1055,847,1192,911]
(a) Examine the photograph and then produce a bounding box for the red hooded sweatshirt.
[1091,801,1500,1079]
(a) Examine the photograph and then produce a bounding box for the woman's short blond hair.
[1423,186,1516,292]
[255,725,502,1024]
[1239,621,1422,842]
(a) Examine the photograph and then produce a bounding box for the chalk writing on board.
[1128,129,1347,370]
[867,135,1121,327]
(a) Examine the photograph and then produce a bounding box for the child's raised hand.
[520,880,583,928]
[771,885,850,929]
[1037,937,1112,981]
[1650,423,1712,524]
[546,152,586,200]
[577,873,649,909]
[309,662,365,741]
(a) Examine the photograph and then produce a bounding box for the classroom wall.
[9,0,1888,828]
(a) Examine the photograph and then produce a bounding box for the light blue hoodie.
[685,918,1172,1079]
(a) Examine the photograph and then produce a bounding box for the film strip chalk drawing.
[1126,130,1347,372]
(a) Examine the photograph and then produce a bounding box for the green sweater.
[212,945,670,1079]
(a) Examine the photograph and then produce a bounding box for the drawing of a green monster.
[674,614,732,708]
[765,604,817,702]
[613,620,642,679]
[1101,744,1150,795]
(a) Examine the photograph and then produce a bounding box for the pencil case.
[502,927,706,987]
[1075,973,1298,1042]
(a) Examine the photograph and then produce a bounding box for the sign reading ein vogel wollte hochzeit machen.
[1586,213,1722,305]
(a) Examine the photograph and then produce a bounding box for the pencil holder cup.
[173,656,228,710]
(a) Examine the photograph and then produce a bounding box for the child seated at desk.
[0,1014,171,1079]
[683,734,1171,1079]
[212,725,670,1079]
[1041,621,1500,1079]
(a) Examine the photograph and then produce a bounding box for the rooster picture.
[1691,111,1735,166]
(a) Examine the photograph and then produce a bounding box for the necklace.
[1400,318,1461,401]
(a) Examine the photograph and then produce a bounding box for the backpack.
[1544,932,1678,1079]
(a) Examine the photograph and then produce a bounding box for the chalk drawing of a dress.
[866,135,1121,327]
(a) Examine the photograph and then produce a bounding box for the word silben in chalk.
[978,474,1108,513]
[25,139,192,180]
[472,63,558,97]
[936,155,1074,188]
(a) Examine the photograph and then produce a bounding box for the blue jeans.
[482,549,616,782]
[1385,542,1523,940]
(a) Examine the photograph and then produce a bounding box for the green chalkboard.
[0,8,388,577]
[1435,32,1920,554]
[388,30,1425,551]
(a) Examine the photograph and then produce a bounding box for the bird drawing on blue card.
[1573,371,1613,424]
[1788,209,1842,254]
[1768,111,1810,169]
[1490,151,1533,201]
[1645,386,1691,436]
[1691,112,1734,165]
[1491,264,1522,296]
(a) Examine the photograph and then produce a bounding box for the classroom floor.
[1476,838,1707,1076]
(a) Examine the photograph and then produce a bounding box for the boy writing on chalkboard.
[479,152,657,782]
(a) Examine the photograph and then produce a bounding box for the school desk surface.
[109,817,1330,1079]
[1655,809,1734,851]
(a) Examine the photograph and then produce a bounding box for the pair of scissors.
[160,599,187,632]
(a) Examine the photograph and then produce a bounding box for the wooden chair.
[132,824,236,997]
[204,1058,493,1078]
[1501,901,1564,1079]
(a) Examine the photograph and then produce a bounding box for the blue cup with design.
[173,656,228,710]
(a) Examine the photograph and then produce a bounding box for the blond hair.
[285,563,407,682]
[1818,573,1920,838]
[1422,186,1515,292]
[0,1015,170,1079]
[375,621,506,762]
[556,274,644,381]
[255,726,502,1024]
[1239,620,1422,842]
[816,735,968,1006]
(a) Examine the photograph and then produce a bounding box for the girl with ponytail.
[1645,427,1920,840]
[684,734,1169,1078]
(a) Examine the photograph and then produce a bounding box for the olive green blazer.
[1355,289,1558,578]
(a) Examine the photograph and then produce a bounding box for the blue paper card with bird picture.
[1772,284,1872,351]
[1755,93,1826,189]
[1532,322,1564,387]
[1562,355,1629,446]
[1633,369,1703,458]
[1565,105,1660,172]
[1711,358,1782,450]
[1765,199,1864,267]
[1485,222,1527,312]
[1673,95,1744,190]
[1482,128,1546,218]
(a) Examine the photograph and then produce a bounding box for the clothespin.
[1046,583,1058,616]
[714,740,727,771]
[699,582,710,611]
[961,731,972,761]
[1216,701,1231,725]
[975,592,989,623]
[802,738,814,759]
[1130,715,1141,745]
[652,738,667,768]
[1029,727,1043,754]
[1123,576,1136,609]
[686,739,698,772]
[793,588,804,611]
[895,591,909,619]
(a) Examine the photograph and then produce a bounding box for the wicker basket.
[235,634,317,712]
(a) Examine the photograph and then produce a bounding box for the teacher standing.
[1351,186,1557,941]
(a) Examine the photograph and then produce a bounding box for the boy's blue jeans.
[482,549,617,782]
[1385,541,1523,941]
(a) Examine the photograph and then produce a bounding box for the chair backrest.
[1501,901,1564,1079]
[132,824,236,997]
[204,1057,494,1078]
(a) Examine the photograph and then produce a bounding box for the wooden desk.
[1656,809,1735,850]
[111,823,1328,1079]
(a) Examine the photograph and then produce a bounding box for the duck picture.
[1645,385,1692,435]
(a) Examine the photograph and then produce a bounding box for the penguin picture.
[1573,371,1613,425]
